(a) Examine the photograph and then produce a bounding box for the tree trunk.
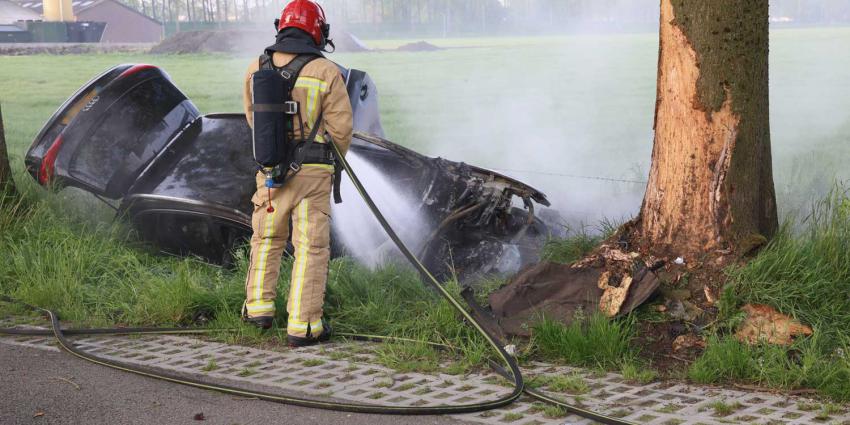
[637,0,777,258]
[0,103,18,198]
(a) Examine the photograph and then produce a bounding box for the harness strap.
[289,110,324,172]
[252,104,291,113]
[255,53,320,123]
[260,52,318,77]
[275,53,319,83]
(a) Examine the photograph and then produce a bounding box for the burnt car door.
[120,114,255,265]
[25,64,200,199]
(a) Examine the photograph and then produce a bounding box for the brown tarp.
[489,261,660,337]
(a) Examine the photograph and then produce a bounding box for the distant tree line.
[771,0,850,23]
[121,0,274,24]
[119,0,850,33]
[321,0,850,34]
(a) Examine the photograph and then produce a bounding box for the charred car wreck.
[25,63,557,280]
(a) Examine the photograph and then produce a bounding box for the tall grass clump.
[722,187,850,340]
[704,186,850,401]
[0,189,246,326]
[689,334,850,401]
[540,229,601,264]
[531,312,636,369]
[540,219,623,265]
[325,259,491,371]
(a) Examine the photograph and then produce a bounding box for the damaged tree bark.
[0,102,18,198]
[637,0,777,258]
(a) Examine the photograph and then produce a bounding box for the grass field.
[2,28,850,399]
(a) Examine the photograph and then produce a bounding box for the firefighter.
[241,0,353,348]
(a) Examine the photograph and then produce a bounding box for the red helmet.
[277,0,329,46]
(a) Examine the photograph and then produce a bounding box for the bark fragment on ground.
[672,334,706,353]
[735,304,813,346]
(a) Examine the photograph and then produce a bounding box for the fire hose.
[0,139,634,424]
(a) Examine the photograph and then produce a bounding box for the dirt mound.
[152,29,371,55]
[397,41,442,52]
[150,30,267,54]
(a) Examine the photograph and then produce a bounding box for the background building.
[16,0,162,42]
[0,0,37,41]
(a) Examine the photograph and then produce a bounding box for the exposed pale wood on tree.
[637,0,777,258]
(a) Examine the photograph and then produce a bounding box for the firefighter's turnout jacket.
[242,52,353,339]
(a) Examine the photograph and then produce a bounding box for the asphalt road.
[0,343,467,425]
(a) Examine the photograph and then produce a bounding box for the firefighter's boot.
[243,315,274,330]
[287,320,332,348]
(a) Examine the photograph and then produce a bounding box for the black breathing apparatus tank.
[251,53,318,188]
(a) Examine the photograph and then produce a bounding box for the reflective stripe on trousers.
[244,167,332,338]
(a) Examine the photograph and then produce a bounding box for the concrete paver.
[2,326,849,425]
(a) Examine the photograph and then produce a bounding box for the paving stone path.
[2,324,849,425]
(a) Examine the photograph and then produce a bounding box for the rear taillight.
[118,64,158,79]
[39,135,64,185]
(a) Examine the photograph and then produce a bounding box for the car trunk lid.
[27,64,199,199]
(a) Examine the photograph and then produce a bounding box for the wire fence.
[487,167,649,185]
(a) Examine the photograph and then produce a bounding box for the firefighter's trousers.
[244,166,332,338]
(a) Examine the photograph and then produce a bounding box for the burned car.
[25,63,557,280]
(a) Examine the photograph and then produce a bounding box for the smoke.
[224,2,662,232]
[329,8,850,228]
[237,1,850,233]
[347,32,660,231]
[330,152,429,266]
